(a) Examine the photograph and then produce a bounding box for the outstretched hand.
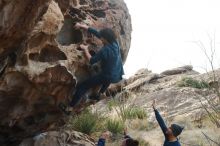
[152,99,156,110]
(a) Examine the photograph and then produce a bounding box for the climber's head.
[166,124,184,138]
[121,138,139,146]
[99,28,117,44]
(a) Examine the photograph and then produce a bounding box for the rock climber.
[59,23,124,114]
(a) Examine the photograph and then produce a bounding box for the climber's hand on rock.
[75,23,89,30]
[80,44,89,51]
[75,23,81,29]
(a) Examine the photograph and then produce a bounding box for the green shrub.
[178,77,209,89]
[124,107,147,120]
[107,99,118,111]
[122,108,133,120]
[106,119,124,134]
[70,110,101,135]
[107,98,147,122]
[131,107,147,119]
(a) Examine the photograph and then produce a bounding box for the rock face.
[99,66,219,119]
[0,0,131,145]
[108,65,198,93]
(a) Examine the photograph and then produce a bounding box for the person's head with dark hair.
[121,138,139,146]
[99,28,117,44]
[165,124,184,138]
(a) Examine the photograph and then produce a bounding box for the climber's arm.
[80,44,91,61]
[75,23,101,38]
[152,100,168,136]
[88,27,101,38]
[154,109,168,136]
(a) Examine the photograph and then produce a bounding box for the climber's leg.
[89,81,110,101]
[69,74,105,107]
[58,102,71,115]
[99,82,111,94]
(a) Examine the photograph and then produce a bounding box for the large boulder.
[0,0,131,145]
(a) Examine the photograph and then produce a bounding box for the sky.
[123,0,220,77]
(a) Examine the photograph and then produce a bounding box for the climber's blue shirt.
[88,27,124,83]
[154,109,181,146]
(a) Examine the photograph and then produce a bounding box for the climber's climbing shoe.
[88,95,100,101]
[58,103,71,116]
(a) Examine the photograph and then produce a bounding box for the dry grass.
[127,119,154,131]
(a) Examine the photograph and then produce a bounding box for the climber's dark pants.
[69,74,111,107]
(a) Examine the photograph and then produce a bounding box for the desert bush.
[69,109,103,135]
[105,119,124,135]
[107,99,118,111]
[108,97,147,122]
[124,107,147,120]
[178,77,209,89]
[131,107,147,119]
